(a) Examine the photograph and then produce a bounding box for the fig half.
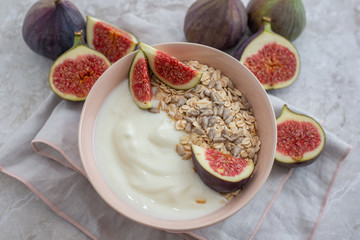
[86,16,138,64]
[139,42,201,90]
[191,144,254,193]
[276,105,326,168]
[234,17,300,90]
[49,30,111,101]
[128,49,152,109]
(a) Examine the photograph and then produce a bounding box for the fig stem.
[54,0,62,5]
[73,31,85,48]
[262,16,273,32]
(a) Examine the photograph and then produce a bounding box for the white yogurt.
[94,80,228,220]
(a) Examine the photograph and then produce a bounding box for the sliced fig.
[138,42,202,90]
[191,144,254,193]
[128,50,152,109]
[49,30,111,101]
[234,17,300,90]
[276,105,326,168]
[86,16,138,64]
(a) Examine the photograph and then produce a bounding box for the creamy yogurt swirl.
[94,80,227,219]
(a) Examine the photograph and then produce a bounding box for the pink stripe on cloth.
[248,168,294,240]
[0,163,98,240]
[180,231,208,240]
[309,145,352,240]
[31,139,87,178]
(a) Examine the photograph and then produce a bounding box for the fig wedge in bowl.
[78,42,276,231]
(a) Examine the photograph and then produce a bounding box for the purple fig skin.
[275,156,319,168]
[22,0,86,60]
[233,22,264,60]
[184,0,248,50]
[191,149,252,194]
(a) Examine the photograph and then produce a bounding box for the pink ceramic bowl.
[79,42,276,232]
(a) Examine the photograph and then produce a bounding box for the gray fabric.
[0,92,350,240]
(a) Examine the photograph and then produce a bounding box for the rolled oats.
[150,61,261,196]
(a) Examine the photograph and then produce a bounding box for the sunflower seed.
[208,79,216,88]
[222,108,230,120]
[233,137,244,145]
[213,106,218,116]
[184,92,194,99]
[176,144,185,156]
[204,89,211,96]
[184,116,194,123]
[208,116,217,127]
[224,115,233,125]
[208,128,216,140]
[185,123,192,133]
[232,95,239,101]
[213,137,226,143]
[227,80,234,89]
[217,105,224,117]
[210,92,219,102]
[214,100,224,106]
[201,117,209,130]
[200,109,213,117]
[215,82,223,91]
[230,133,241,142]
[232,145,241,157]
[176,97,186,107]
[193,127,206,136]
[182,152,192,160]
[221,129,229,137]
[187,109,200,117]
[225,142,233,151]
[148,108,160,114]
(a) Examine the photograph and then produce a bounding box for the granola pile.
[150,60,261,167]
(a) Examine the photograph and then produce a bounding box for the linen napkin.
[0,91,351,240]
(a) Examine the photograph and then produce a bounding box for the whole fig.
[247,0,306,41]
[184,0,247,50]
[22,0,86,60]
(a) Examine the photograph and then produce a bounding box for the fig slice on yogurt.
[276,105,326,168]
[138,42,202,90]
[191,144,254,193]
[128,49,152,109]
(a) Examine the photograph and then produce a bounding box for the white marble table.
[1,0,359,239]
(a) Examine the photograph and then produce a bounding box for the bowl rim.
[78,42,276,231]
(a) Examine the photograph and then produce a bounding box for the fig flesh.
[22,0,86,60]
[247,0,306,41]
[184,0,248,50]
[191,144,254,193]
[128,50,152,109]
[234,17,300,90]
[49,31,111,101]
[86,16,138,64]
[139,42,201,90]
[276,105,325,168]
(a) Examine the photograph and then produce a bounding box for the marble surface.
[0,0,359,239]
